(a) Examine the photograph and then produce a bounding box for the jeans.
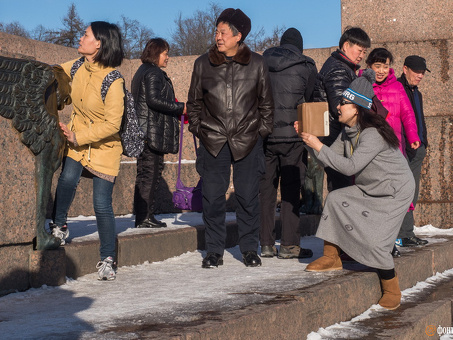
[53,157,116,260]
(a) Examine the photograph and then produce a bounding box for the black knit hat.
[342,69,375,109]
[216,8,251,41]
[280,28,303,53]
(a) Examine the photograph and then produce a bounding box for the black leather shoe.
[137,215,167,228]
[202,252,223,268]
[412,236,428,245]
[400,237,419,247]
[391,245,401,258]
[242,251,262,267]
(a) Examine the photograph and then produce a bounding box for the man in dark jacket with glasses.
[187,8,274,268]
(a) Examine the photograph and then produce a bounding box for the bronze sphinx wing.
[0,56,69,155]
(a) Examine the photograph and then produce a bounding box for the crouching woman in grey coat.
[295,69,415,310]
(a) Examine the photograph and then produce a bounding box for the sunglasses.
[340,99,354,106]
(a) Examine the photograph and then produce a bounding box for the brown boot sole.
[305,266,343,272]
[379,303,400,310]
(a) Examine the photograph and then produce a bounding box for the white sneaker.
[50,223,69,245]
[96,257,116,281]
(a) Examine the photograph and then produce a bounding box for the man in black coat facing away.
[260,28,316,259]
[395,55,430,247]
[187,8,274,268]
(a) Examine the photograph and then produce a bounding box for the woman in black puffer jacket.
[131,38,185,228]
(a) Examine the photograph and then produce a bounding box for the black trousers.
[324,128,353,192]
[398,144,427,238]
[259,142,304,246]
[325,167,353,192]
[196,138,265,255]
[134,144,164,226]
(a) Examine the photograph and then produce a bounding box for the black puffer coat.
[187,43,274,161]
[263,44,317,143]
[313,49,359,146]
[131,63,184,154]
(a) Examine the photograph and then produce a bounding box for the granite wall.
[341,0,453,229]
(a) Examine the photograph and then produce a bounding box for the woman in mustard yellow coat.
[50,21,125,281]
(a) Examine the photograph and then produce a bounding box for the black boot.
[137,215,167,228]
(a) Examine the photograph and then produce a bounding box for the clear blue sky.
[0,0,341,49]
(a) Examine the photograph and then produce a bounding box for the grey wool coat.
[314,125,415,269]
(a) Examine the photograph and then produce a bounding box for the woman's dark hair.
[91,21,124,68]
[141,38,170,65]
[339,26,371,49]
[366,48,394,67]
[356,105,399,148]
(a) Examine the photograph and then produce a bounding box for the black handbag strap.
[177,116,198,181]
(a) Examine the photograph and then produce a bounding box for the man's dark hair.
[91,21,124,68]
[339,27,371,49]
[141,38,170,65]
[366,48,393,67]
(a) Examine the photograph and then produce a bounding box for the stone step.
[312,270,453,339]
[123,239,453,339]
[44,215,320,281]
[29,221,453,339]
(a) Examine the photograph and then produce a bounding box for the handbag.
[172,117,203,211]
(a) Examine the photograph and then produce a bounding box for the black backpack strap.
[70,57,85,79]
[101,70,123,102]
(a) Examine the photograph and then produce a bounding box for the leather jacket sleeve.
[144,68,184,116]
[187,59,203,137]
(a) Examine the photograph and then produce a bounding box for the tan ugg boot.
[305,241,342,272]
[378,275,401,310]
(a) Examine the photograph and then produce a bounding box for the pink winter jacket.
[359,68,419,156]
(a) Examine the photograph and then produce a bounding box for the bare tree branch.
[0,21,30,38]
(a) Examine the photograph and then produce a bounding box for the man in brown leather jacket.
[187,8,274,268]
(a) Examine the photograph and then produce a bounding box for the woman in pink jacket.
[362,48,420,156]
[363,48,420,258]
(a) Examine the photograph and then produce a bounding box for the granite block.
[64,239,103,279]
[394,248,435,289]
[0,245,31,296]
[0,117,37,245]
[341,0,453,43]
[117,227,198,266]
[29,248,66,288]
[430,237,453,273]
